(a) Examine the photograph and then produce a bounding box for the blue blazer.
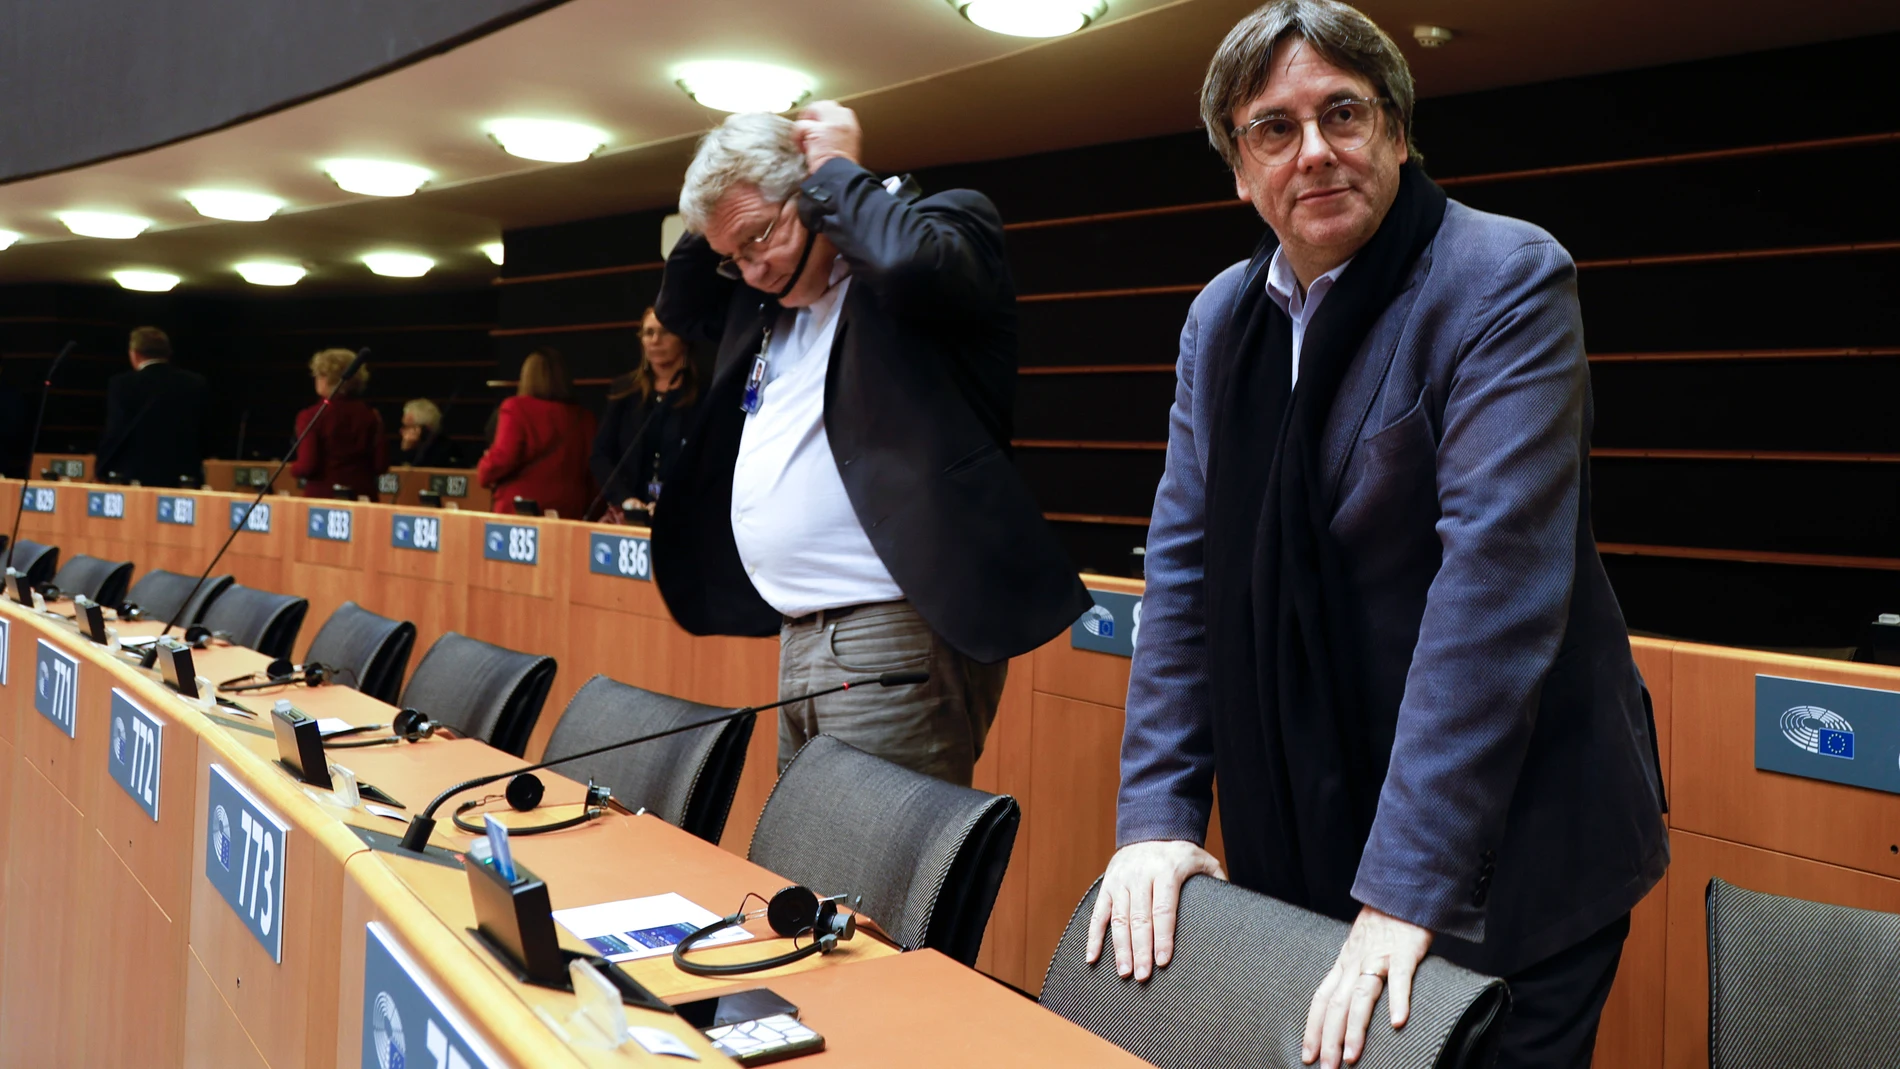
[1119,201,1669,975]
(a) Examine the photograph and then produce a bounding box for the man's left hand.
[792,101,861,174]
[1302,905,1433,1069]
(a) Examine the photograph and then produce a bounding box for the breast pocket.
[1334,384,1439,541]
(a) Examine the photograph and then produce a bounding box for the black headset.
[183,624,232,650]
[221,658,340,692]
[672,886,859,977]
[451,775,613,835]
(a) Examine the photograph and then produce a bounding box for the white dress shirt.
[730,258,903,618]
[1265,248,1354,387]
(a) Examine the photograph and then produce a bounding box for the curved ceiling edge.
[0,0,576,185]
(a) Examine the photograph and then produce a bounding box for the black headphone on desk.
[672,886,860,977]
[451,776,613,835]
[221,658,341,692]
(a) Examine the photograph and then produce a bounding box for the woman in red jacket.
[478,348,598,518]
[292,348,385,498]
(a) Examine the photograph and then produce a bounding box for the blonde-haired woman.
[291,347,385,497]
[477,347,598,517]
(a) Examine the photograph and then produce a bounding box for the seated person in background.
[591,307,698,522]
[477,347,598,518]
[396,397,459,467]
[96,326,209,487]
[292,347,385,498]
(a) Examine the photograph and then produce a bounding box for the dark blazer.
[591,389,689,506]
[96,361,208,487]
[477,395,598,518]
[1119,202,1669,976]
[292,397,385,497]
[653,158,1090,664]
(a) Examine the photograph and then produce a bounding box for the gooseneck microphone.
[5,341,75,575]
[141,347,370,668]
[581,392,670,523]
[397,669,929,853]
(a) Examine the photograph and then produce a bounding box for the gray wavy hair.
[678,113,807,232]
[1201,0,1420,169]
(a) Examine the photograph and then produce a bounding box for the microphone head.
[877,670,930,687]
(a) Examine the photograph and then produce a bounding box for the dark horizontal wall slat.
[1590,357,1900,451]
[1015,448,1169,520]
[502,209,669,279]
[1013,372,1174,443]
[1592,459,1900,557]
[1576,250,1900,352]
[1007,209,1262,295]
[1018,291,1195,368]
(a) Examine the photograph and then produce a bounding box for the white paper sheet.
[553,892,752,962]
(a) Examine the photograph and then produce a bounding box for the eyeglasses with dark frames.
[715,202,791,280]
[1231,96,1390,166]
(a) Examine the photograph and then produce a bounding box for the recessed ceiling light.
[234,262,307,286]
[951,0,1106,37]
[362,252,434,278]
[113,270,180,292]
[485,118,609,163]
[184,190,286,221]
[58,211,153,239]
[0,231,21,250]
[480,242,505,266]
[674,61,815,114]
[322,159,433,197]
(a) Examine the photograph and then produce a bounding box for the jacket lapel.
[1319,244,1436,504]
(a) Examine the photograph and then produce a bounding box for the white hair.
[402,398,442,430]
[678,112,806,232]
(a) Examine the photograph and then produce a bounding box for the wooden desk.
[30,452,91,481]
[382,466,482,507]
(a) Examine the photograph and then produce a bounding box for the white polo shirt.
[729,258,903,618]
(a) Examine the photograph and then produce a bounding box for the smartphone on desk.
[674,988,823,1065]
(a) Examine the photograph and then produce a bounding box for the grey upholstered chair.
[124,569,233,627]
[302,601,416,705]
[3,538,58,588]
[1041,876,1508,1069]
[399,632,556,757]
[746,735,1020,966]
[540,675,754,844]
[1707,877,1900,1068]
[199,583,309,660]
[50,554,134,607]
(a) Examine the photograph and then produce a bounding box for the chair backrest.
[4,538,58,587]
[542,676,754,844]
[200,583,309,660]
[51,554,134,607]
[125,569,233,627]
[303,601,416,705]
[399,632,556,756]
[746,735,1020,965]
[1707,877,1900,1068]
[1041,876,1509,1069]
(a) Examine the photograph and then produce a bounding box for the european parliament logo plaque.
[0,618,9,685]
[483,523,538,565]
[1070,590,1142,659]
[21,487,55,513]
[108,689,163,821]
[308,507,353,542]
[86,491,126,519]
[361,923,506,1069]
[230,501,273,533]
[205,764,291,962]
[157,495,197,526]
[391,515,441,553]
[34,639,78,738]
[1756,675,1900,795]
[588,533,651,582]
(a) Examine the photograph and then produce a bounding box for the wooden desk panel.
[0,760,88,1068]
[562,523,667,618]
[1671,644,1900,881]
[13,614,101,809]
[184,949,274,1069]
[79,827,188,1068]
[1022,691,1126,995]
[86,680,200,924]
[383,466,481,507]
[467,514,564,601]
[30,453,91,482]
[201,490,294,593]
[705,949,1154,1068]
[1662,831,1900,1069]
[1590,875,1668,1069]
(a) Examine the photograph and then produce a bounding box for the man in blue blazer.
[1088,4,1667,1067]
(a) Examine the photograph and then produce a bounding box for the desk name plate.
[483,522,538,565]
[1756,674,1900,795]
[21,486,55,513]
[205,764,291,962]
[427,474,470,498]
[156,495,197,526]
[588,532,652,582]
[229,500,273,533]
[376,473,400,496]
[362,922,507,1069]
[86,491,126,519]
[48,459,85,479]
[1071,590,1142,659]
[108,689,163,821]
[392,514,442,553]
[0,618,9,684]
[34,638,78,738]
[308,506,353,543]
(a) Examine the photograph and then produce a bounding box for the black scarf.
[1201,163,1446,921]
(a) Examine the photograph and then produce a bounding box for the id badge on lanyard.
[740,325,771,415]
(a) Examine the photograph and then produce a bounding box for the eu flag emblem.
[1817,728,1855,759]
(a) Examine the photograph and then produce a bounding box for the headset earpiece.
[505,773,546,812]
[266,657,294,679]
[765,885,821,938]
[184,624,211,648]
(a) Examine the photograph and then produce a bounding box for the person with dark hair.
[291,347,385,497]
[1091,4,1667,1068]
[96,326,209,487]
[477,347,597,517]
[592,308,697,521]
